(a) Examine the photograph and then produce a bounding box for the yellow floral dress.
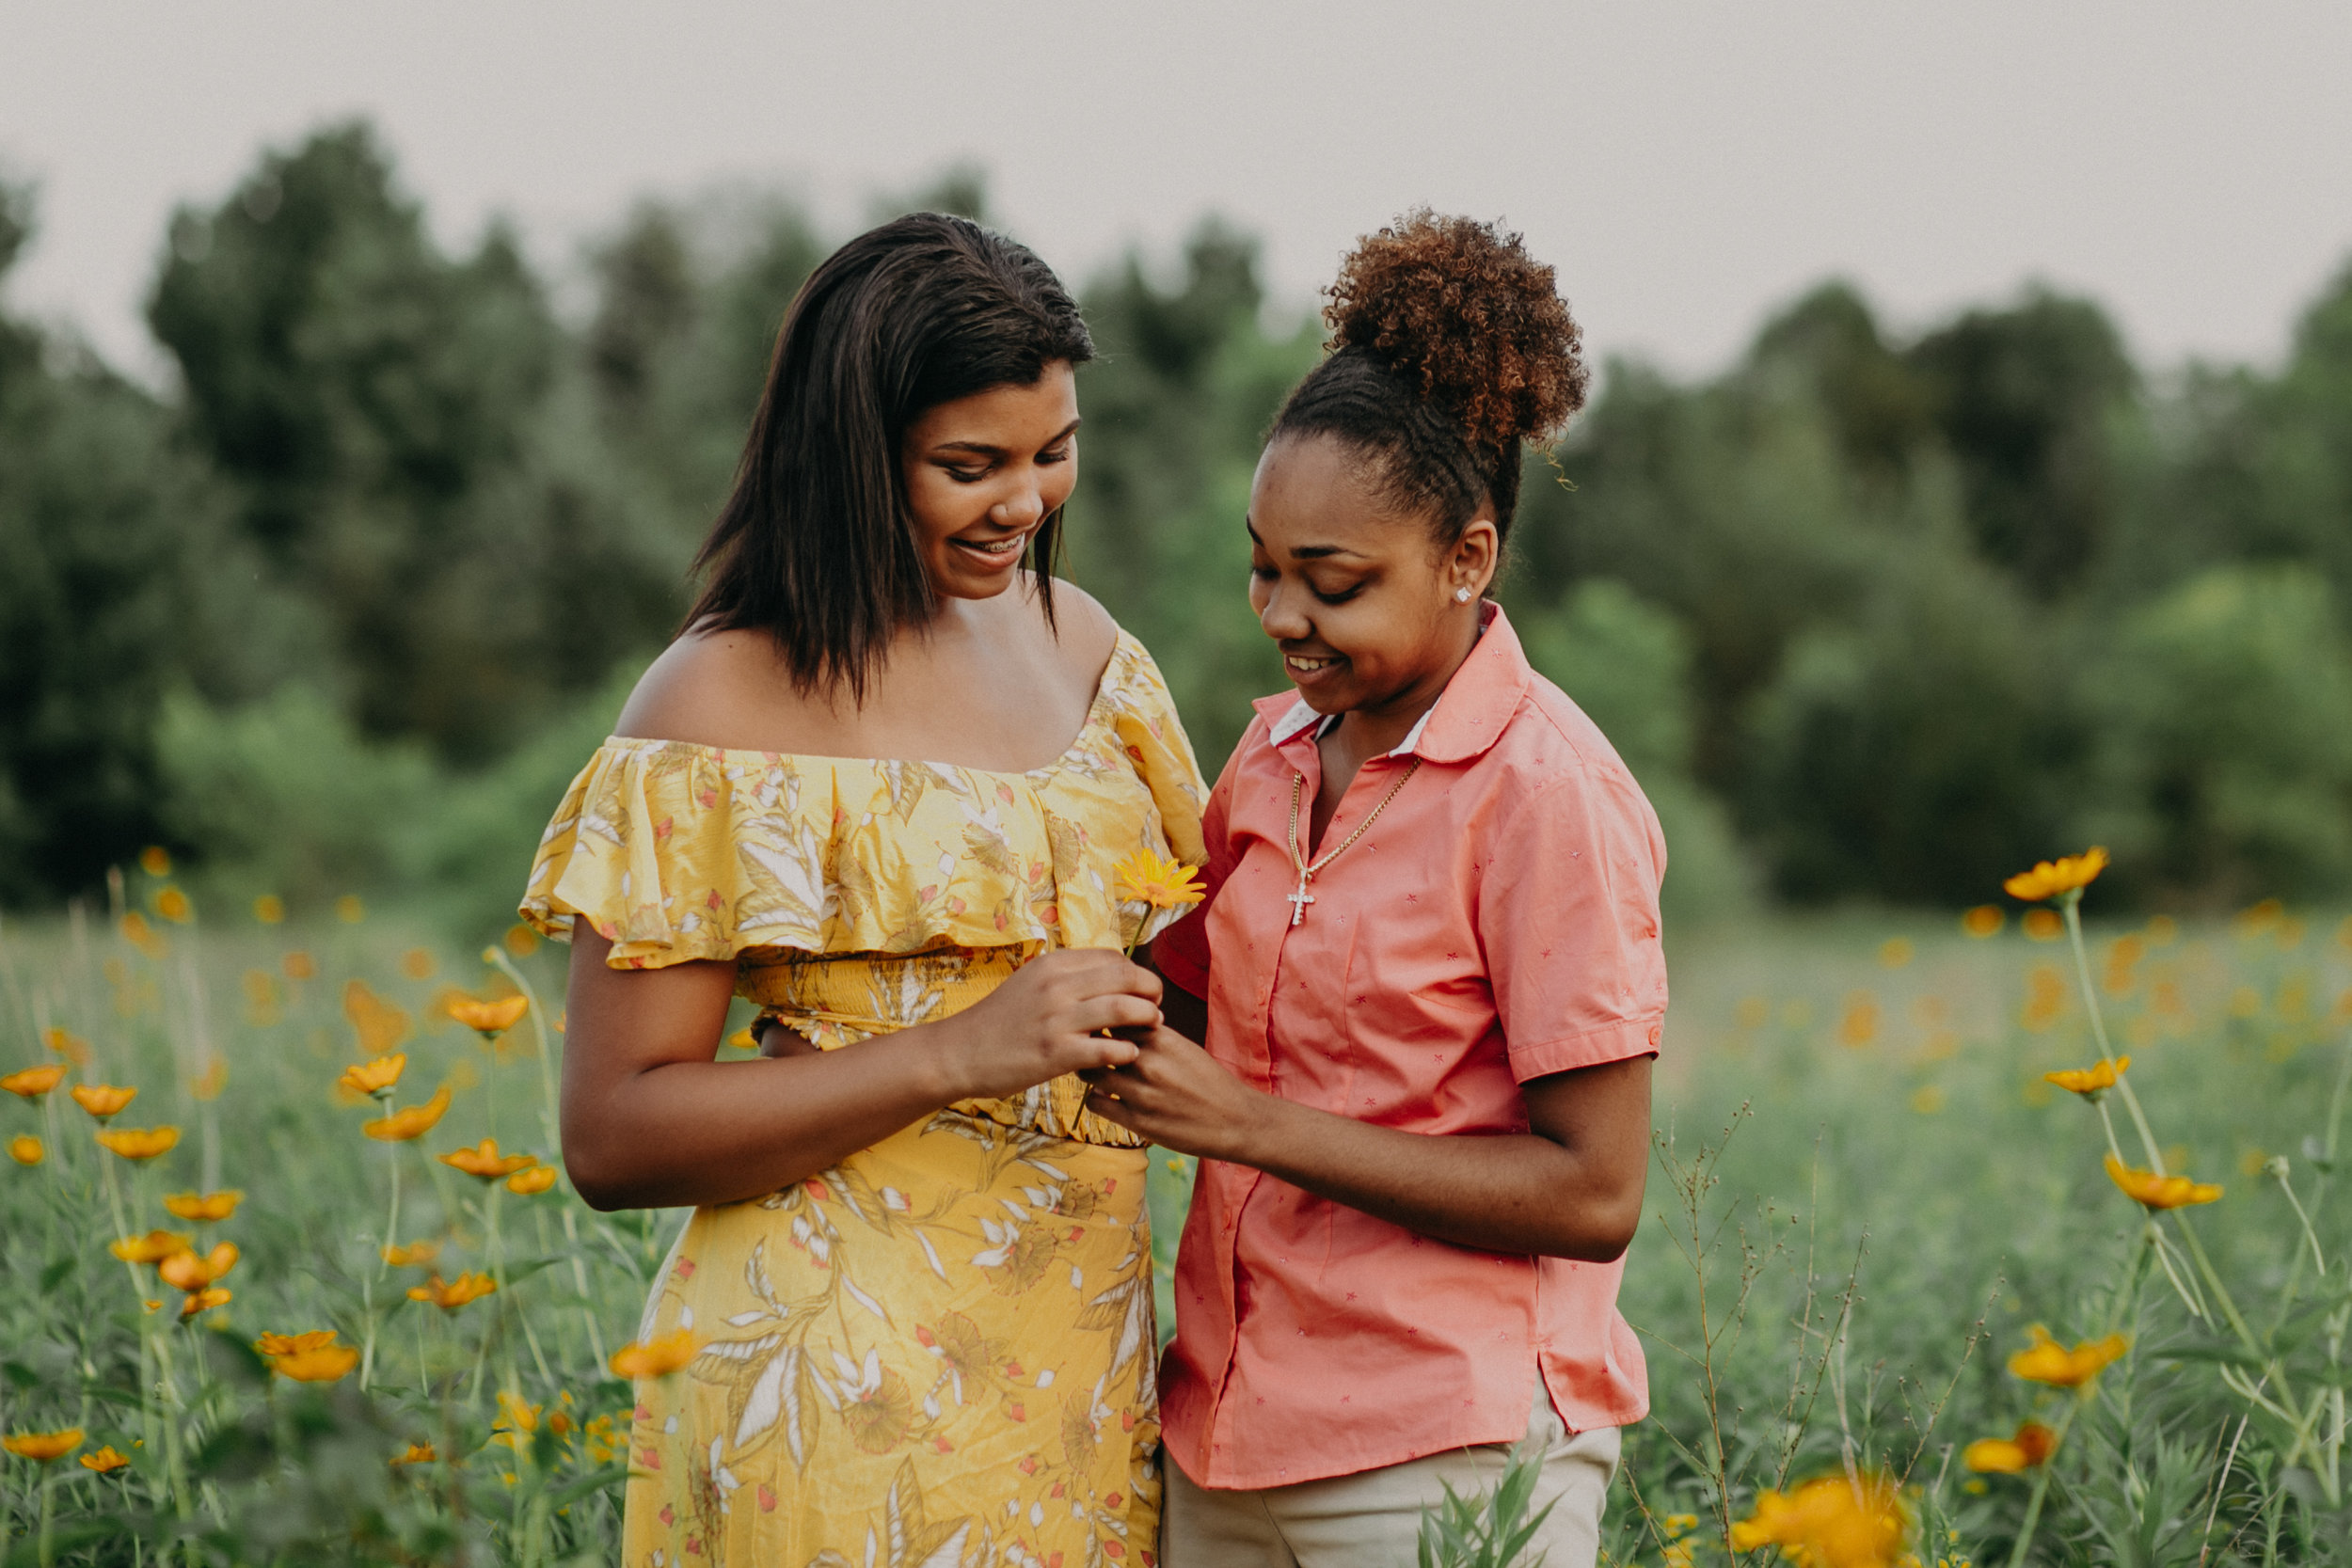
[521,632,1204,1568]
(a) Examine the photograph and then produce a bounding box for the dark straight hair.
[686,213,1094,700]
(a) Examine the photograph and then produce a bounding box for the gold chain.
[1284,759,1421,927]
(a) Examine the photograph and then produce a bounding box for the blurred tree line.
[3,119,2350,927]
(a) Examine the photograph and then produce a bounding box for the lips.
[949,531,1028,567]
[1282,651,1345,685]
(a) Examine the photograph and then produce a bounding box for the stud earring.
[1454,587,1472,603]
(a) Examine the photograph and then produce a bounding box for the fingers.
[1029,948,1163,999]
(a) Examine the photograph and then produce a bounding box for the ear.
[1449,515,1501,600]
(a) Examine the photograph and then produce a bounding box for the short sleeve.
[1150,720,1254,999]
[1478,763,1668,1081]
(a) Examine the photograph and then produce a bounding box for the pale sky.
[4,1,2348,383]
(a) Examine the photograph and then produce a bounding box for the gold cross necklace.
[1284,758,1421,926]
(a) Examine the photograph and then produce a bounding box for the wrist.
[1214,1083,1294,1168]
[909,1013,978,1104]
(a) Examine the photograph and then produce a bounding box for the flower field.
[5,854,2350,1564]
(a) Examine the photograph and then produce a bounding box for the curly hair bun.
[1325,210,1588,453]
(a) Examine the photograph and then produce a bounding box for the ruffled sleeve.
[1101,636,1208,871]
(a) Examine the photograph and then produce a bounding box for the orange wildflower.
[1960,904,2005,938]
[610,1328,701,1379]
[439,1138,535,1180]
[399,947,437,981]
[382,1240,442,1268]
[8,1134,41,1165]
[407,1272,498,1310]
[2004,847,2109,903]
[155,888,193,924]
[138,847,171,877]
[446,993,529,1038]
[505,1164,559,1196]
[2105,1152,2223,1210]
[42,1028,90,1067]
[158,1242,239,1292]
[109,1230,195,1264]
[252,895,286,925]
[336,895,366,924]
[344,980,411,1056]
[2009,1324,2130,1386]
[190,1053,228,1101]
[119,911,167,958]
[282,951,316,981]
[255,1330,340,1358]
[362,1085,452,1142]
[95,1126,180,1162]
[179,1287,231,1319]
[339,1053,407,1099]
[71,1084,136,1120]
[163,1191,243,1223]
[271,1342,360,1382]
[2,1064,66,1099]
[1964,1422,2058,1473]
[3,1429,84,1463]
[390,1442,437,1467]
[79,1445,131,1473]
[2045,1056,2129,1098]
[1730,1472,1910,1568]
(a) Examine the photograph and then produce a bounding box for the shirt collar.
[1251,603,1533,767]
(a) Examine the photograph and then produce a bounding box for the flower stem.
[2059,895,2164,1171]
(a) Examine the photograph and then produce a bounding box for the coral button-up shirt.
[1152,606,1666,1491]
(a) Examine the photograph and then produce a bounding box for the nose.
[992,481,1045,530]
[1257,578,1312,642]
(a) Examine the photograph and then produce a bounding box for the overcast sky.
[4,2,2348,383]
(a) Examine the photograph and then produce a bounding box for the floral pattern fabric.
[520,632,1206,1568]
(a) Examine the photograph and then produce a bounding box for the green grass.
[2,886,2347,1563]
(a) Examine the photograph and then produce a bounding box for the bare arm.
[561,929,1164,1211]
[1084,1027,1651,1260]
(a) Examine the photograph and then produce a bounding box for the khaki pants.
[1161,1385,1620,1568]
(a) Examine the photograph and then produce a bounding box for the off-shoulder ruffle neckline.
[596,630,1142,784]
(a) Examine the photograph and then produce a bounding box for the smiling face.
[900,362,1081,601]
[1248,433,1500,723]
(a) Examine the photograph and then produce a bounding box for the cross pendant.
[1286,873,1315,927]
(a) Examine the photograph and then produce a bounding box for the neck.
[1331,608,1482,761]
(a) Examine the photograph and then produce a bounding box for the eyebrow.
[930,418,1082,456]
[1244,519,1364,562]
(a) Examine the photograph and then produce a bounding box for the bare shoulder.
[614,626,825,752]
[1039,577,1121,686]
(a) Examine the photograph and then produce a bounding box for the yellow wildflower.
[95,1125,179,1162]
[8,1134,41,1165]
[439,1138,535,1180]
[1964,1421,2058,1473]
[502,923,540,958]
[408,1272,498,1310]
[79,1445,131,1474]
[1960,905,2005,938]
[390,1442,437,1467]
[1730,1473,1910,1568]
[610,1328,701,1379]
[2104,1153,2222,1210]
[138,846,171,877]
[3,1429,84,1463]
[155,888,192,924]
[336,895,366,924]
[163,1191,243,1223]
[190,1053,228,1102]
[271,1342,360,1382]
[109,1230,195,1264]
[2009,1324,2129,1386]
[252,895,286,925]
[2004,847,2108,903]
[42,1028,90,1067]
[2,1064,65,1099]
[119,911,167,959]
[71,1084,137,1121]
[339,1053,406,1099]
[505,1164,559,1196]
[445,993,529,1038]
[2044,1056,2129,1098]
[282,950,317,981]
[362,1085,452,1142]
[2022,908,2064,942]
[382,1240,442,1268]
[1115,848,1206,911]
[399,947,437,980]
[158,1242,238,1292]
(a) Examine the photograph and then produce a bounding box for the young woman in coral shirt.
[1085,213,1667,1568]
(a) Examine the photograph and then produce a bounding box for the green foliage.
[1417,1447,1557,1568]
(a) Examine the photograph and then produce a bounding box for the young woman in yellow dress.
[521,214,1206,1568]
